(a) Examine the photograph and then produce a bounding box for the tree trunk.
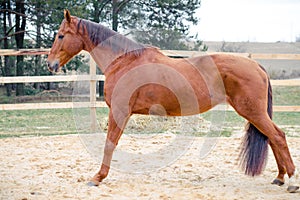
[34,0,42,90]
[112,0,119,31]
[92,1,100,23]
[15,0,26,96]
[1,0,13,96]
[16,56,24,96]
[4,56,13,97]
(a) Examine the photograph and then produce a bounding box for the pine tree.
[90,0,206,50]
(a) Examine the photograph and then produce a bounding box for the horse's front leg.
[89,110,130,186]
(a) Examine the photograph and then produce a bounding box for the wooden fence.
[1,49,300,131]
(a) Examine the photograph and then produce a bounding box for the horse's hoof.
[87,180,100,187]
[271,178,284,186]
[287,186,299,193]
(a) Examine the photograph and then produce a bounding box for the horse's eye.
[58,35,64,39]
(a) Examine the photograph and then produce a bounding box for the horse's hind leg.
[234,103,299,192]
[252,118,299,192]
[269,141,286,186]
[228,89,298,192]
[228,101,286,182]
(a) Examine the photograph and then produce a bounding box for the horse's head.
[47,10,84,73]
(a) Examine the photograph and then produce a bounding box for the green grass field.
[0,86,299,138]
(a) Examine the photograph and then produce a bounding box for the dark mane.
[77,18,145,56]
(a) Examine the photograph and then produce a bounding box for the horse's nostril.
[47,62,53,71]
[54,63,59,72]
[48,64,54,72]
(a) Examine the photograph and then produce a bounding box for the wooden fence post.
[90,57,97,133]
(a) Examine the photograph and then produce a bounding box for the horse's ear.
[64,9,71,23]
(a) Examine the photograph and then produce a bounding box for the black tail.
[239,66,272,176]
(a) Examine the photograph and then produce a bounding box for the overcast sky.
[192,0,300,42]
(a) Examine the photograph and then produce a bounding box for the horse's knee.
[104,140,116,155]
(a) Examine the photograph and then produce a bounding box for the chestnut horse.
[48,10,299,192]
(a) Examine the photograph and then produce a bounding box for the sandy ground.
[0,133,300,200]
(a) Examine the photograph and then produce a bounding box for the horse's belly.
[131,84,213,116]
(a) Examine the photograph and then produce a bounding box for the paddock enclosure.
[1,134,300,199]
[1,49,300,199]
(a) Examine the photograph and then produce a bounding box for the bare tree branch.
[117,0,131,13]
[5,25,16,35]
[0,9,27,17]
[0,30,27,42]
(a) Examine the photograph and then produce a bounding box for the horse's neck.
[87,37,144,75]
[80,20,144,74]
[89,45,123,74]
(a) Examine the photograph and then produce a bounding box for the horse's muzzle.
[47,61,59,73]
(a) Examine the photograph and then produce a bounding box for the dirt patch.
[0,134,299,199]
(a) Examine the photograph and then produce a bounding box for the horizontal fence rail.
[2,48,300,59]
[1,49,299,115]
[0,48,50,56]
[0,101,107,110]
[0,75,105,83]
[162,50,300,60]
